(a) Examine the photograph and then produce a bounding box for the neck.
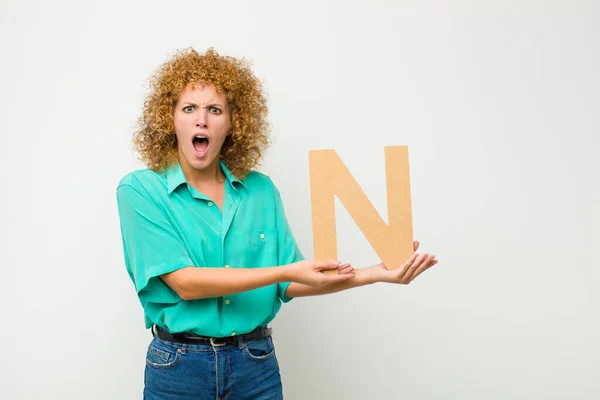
[179,156,225,190]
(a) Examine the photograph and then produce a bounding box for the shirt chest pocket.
[241,228,278,268]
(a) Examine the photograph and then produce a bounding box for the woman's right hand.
[284,260,355,287]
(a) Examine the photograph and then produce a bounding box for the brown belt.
[153,325,272,346]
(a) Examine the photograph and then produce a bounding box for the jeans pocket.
[146,338,181,369]
[242,336,276,361]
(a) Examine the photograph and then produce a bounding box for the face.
[173,83,231,175]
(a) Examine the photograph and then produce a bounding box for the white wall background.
[1,0,599,399]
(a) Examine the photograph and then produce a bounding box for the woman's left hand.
[367,240,439,284]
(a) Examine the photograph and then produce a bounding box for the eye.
[183,105,195,113]
[209,107,222,114]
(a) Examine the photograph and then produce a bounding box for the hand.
[369,240,439,284]
[284,260,355,287]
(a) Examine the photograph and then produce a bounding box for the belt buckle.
[210,337,226,347]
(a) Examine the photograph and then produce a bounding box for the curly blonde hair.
[133,47,270,179]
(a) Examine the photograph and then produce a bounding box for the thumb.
[314,260,340,271]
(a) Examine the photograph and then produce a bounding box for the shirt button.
[208,202,213,207]
[224,264,230,268]
[260,233,265,239]
[225,300,231,305]
[231,331,236,336]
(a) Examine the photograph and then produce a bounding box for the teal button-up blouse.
[116,161,304,337]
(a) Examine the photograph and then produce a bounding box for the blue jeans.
[143,329,283,399]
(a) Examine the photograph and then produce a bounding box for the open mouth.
[192,135,210,157]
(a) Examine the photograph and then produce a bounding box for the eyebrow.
[181,102,225,108]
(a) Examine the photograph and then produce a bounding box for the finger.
[397,252,419,280]
[325,272,355,284]
[413,240,420,251]
[403,253,429,283]
[422,258,438,272]
[411,255,438,281]
[411,262,436,282]
[338,264,354,275]
[315,260,341,270]
[403,253,419,269]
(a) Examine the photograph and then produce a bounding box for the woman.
[116,47,438,399]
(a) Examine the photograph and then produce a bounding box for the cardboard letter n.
[309,146,414,271]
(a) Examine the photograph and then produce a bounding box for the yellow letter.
[309,146,414,271]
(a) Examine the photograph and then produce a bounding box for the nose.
[195,111,208,129]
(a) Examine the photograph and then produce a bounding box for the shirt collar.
[166,161,245,195]
[219,160,245,191]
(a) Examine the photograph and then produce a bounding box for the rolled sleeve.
[116,179,193,304]
[272,182,304,303]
